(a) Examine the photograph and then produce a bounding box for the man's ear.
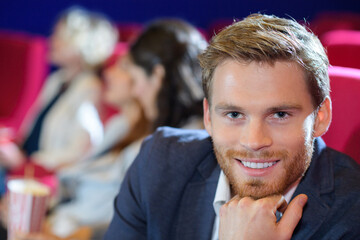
[151,64,165,90]
[313,97,332,137]
[203,98,212,136]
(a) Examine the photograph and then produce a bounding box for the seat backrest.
[116,23,143,43]
[322,66,360,164]
[207,18,235,39]
[310,11,360,39]
[0,31,48,133]
[321,30,360,69]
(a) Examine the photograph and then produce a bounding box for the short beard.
[214,138,313,200]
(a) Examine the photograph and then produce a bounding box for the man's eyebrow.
[266,104,303,113]
[214,104,303,113]
[214,104,245,112]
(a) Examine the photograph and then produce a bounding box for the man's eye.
[226,112,243,119]
[274,112,288,119]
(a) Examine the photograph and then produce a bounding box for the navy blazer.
[105,127,360,240]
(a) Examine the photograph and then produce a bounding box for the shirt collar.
[213,171,231,216]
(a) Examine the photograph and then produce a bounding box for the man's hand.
[219,194,308,240]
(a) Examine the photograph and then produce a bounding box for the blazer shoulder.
[141,126,212,161]
[324,147,360,181]
[134,127,213,179]
[321,147,360,199]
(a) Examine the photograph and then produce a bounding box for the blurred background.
[0,0,360,143]
[1,0,360,36]
[0,1,360,239]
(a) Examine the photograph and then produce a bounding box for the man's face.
[204,60,329,199]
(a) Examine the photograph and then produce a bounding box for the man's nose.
[240,119,272,152]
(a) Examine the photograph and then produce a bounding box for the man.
[105,14,360,239]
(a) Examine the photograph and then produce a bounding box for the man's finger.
[254,194,285,216]
[278,194,308,236]
[274,195,288,214]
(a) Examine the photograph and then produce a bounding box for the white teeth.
[241,161,277,169]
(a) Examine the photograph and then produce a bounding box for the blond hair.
[58,7,118,67]
[198,14,329,107]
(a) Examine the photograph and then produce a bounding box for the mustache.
[225,149,289,160]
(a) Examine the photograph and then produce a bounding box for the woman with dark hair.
[127,19,207,130]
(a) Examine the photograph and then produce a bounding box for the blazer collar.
[292,137,334,240]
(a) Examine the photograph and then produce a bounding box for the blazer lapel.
[174,153,221,240]
[291,183,330,240]
[292,138,334,240]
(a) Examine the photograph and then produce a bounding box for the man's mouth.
[239,160,280,169]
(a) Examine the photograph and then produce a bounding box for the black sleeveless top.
[22,83,68,156]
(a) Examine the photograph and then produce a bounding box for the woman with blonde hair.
[0,7,118,172]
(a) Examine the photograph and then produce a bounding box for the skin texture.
[203,59,331,239]
[126,60,164,121]
[48,22,81,68]
[103,56,134,108]
[219,194,308,240]
[103,55,143,128]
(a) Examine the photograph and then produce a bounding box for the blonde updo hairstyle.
[57,7,118,67]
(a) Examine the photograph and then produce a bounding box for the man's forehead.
[211,59,307,93]
[209,59,313,109]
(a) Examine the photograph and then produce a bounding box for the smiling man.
[105,14,360,240]
[207,60,318,201]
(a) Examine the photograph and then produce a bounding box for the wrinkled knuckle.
[256,198,271,209]
[238,197,252,208]
[227,199,239,208]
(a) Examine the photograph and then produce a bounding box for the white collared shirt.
[211,170,299,240]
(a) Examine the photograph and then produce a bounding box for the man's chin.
[239,191,280,200]
[231,181,283,200]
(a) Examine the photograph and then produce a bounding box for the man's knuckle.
[256,198,271,209]
[238,197,251,208]
[227,199,239,208]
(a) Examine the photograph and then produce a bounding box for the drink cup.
[7,179,50,240]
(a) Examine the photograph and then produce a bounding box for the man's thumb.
[277,194,308,237]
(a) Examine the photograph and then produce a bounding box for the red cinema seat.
[310,11,360,39]
[208,18,235,40]
[116,23,143,43]
[322,66,360,164]
[321,30,360,69]
[0,32,48,134]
